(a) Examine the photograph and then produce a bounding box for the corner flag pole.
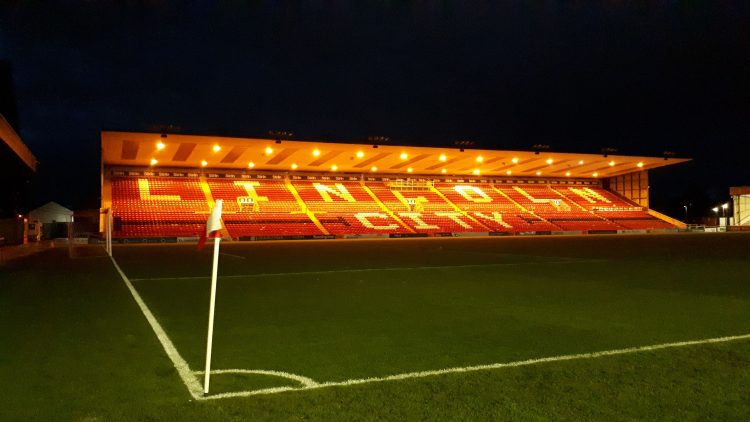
[202,199,223,395]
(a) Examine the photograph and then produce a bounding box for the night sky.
[1,2,748,220]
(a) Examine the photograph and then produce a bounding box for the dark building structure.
[0,114,36,218]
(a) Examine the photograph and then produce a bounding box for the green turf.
[1,233,750,420]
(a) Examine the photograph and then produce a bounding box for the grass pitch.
[2,233,750,420]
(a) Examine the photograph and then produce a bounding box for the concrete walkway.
[0,241,56,264]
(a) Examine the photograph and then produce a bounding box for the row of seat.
[110,177,675,237]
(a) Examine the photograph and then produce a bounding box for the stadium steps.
[427,184,492,231]
[600,189,681,229]
[360,182,416,233]
[284,179,330,235]
[490,185,563,231]
[647,209,686,229]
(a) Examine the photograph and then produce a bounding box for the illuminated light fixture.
[149,158,158,166]
[476,155,484,163]
[565,171,571,177]
[312,149,321,157]
[712,207,719,212]
[17,214,23,218]
[291,163,298,170]
[407,167,413,173]
[213,144,221,153]
[330,164,338,171]
[248,162,255,168]
[156,141,166,151]
[400,152,408,160]
[371,166,378,172]
[592,172,598,177]
[637,162,644,168]
[536,171,542,176]
[441,168,447,174]
[201,160,208,167]
[439,154,447,162]
[473,169,481,175]
[356,151,365,158]
[506,170,512,175]
[722,203,728,209]
[546,158,553,165]
[511,157,519,164]
[265,146,274,155]
[609,160,616,166]
[579,160,585,165]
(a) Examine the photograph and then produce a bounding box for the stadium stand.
[101,131,690,240]
[109,175,682,238]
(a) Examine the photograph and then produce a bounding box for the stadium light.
[439,154,447,162]
[213,144,221,153]
[156,141,166,151]
[356,151,364,158]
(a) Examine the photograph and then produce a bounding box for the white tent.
[29,202,73,224]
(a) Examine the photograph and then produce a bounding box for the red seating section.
[111,177,208,237]
[110,175,678,238]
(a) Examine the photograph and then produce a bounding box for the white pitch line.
[198,332,750,400]
[129,259,605,282]
[193,369,319,388]
[109,256,204,399]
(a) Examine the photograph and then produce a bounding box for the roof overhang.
[730,186,750,196]
[0,114,37,172]
[102,131,690,179]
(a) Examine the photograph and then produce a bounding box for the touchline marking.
[110,256,204,399]
[129,259,606,282]
[198,333,750,400]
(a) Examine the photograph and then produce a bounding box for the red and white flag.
[198,199,223,250]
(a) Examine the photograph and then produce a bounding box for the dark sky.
[1,1,748,218]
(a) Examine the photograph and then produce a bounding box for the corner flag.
[202,199,223,394]
[198,199,223,250]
